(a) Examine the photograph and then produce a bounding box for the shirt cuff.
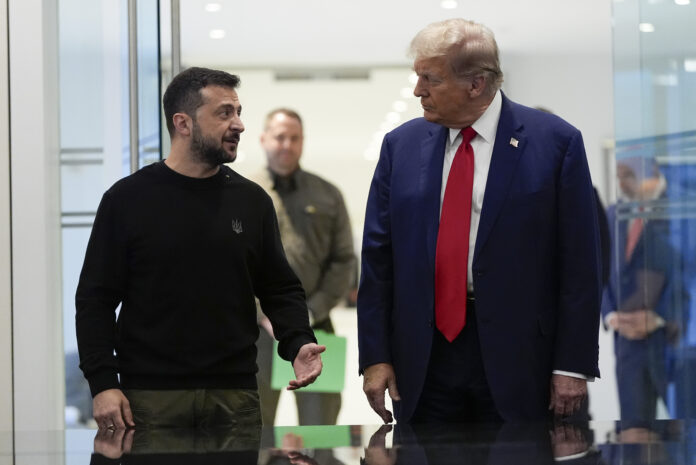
[552,370,594,382]
[604,311,617,329]
[655,315,666,328]
[87,369,121,397]
[555,449,591,461]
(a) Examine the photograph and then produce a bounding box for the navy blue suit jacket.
[358,93,602,422]
[601,204,681,329]
[600,204,687,420]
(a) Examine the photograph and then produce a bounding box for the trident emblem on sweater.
[232,219,243,234]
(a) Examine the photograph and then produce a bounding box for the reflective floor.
[3,420,696,464]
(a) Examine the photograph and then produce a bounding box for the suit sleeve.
[600,206,617,328]
[357,136,395,374]
[647,220,687,333]
[553,130,602,377]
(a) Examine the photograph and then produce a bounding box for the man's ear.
[468,76,487,98]
[172,113,192,137]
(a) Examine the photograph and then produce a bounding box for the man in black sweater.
[76,67,324,431]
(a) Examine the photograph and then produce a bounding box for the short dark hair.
[162,67,241,136]
[264,108,303,130]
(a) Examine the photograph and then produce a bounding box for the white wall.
[9,0,64,433]
[501,52,616,204]
[228,67,422,242]
[0,0,14,438]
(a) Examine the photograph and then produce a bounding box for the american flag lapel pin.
[510,137,519,148]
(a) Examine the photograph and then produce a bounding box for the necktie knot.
[460,126,477,146]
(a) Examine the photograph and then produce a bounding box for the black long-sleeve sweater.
[76,161,316,397]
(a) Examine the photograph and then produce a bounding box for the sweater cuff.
[90,454,121,465]
[87,369,121,398]
[281,333,317,363]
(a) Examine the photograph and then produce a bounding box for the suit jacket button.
[428,319,433,328]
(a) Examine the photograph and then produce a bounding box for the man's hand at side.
[363,363,400,424]
[289,343,325,390]
[549,374,587,417]
[93,388,135,430]
[615,309,662,340]
[93,427,134,459]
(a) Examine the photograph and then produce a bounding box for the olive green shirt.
[252,168,356,326]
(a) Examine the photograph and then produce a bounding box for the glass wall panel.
[611,0,696,425]
[58,0,161,427]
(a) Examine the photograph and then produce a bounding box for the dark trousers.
[615,331,668,424]
[124,388,262,431]
[411,299,502,423]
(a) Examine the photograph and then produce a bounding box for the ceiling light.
[441,0,458,8]
[205,3,222,12]
[401,87,414,98]
[209,29,226,39]
[393,101,408,112]
[386,112,401,124]
[675,0,690,5]
[638,23,655,32]
[379,121,393,132]
[684,59,696,72]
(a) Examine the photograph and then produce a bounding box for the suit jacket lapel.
[421,125,449,275]
[473,95,526,263]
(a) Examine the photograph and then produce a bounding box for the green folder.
[273,425,351,449]
[271,329,346,393]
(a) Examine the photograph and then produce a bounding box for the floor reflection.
[78,420,696,465]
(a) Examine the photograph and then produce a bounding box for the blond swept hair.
[408,18,504,97]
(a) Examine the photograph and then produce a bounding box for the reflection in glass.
[59,0,162,428]
[360,422,599,465]
[602,156,686,424]
[612,0,696,422]
[56,421,696,465]
[90,427,260,464]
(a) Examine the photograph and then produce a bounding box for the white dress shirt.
[439,90,590,381]
[440,90,501,291]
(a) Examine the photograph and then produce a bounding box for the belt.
[466,293,475,301]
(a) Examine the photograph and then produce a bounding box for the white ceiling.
[177,0,615,68]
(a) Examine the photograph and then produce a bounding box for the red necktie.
[435,127,476,342]
[625,217,644,260]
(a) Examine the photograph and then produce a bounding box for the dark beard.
[190,123,236,166]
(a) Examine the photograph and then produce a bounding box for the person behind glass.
[602,157,684,424]
[252,109,356,426]
[358,18,602,423]
[75,67,325,431]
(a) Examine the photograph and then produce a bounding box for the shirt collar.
[270,167,300,191]
[448,90,502,146]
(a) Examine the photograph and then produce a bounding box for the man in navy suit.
[602,158,684,424]
[357,18,601,423]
